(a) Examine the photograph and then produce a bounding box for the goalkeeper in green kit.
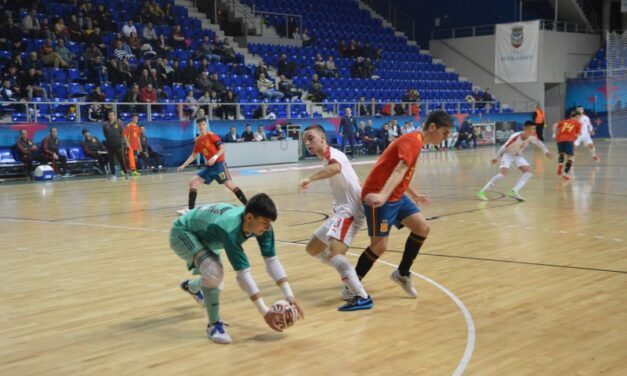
[170,193,304,344]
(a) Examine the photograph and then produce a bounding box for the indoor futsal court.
[1,140,626,375]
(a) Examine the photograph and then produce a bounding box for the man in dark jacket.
[103,111,128,178]
[339,107,357,158]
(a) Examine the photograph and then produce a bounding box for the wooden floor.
[1,140,626,375]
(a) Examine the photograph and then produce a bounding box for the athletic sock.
[188,277,202,293]
[565,160,573,174]
[355,247,379,280]
[201,287,221,324]
[513,172,533,192]
[398,233,426,277]
[188,188,198,209]
[481,173,505,192]
[330,254,368,299]
[233,187,247,205]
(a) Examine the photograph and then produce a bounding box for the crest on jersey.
[380,222,388,233]
[511,26,524,48]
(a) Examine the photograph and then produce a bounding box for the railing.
[364,0,416,42]
[431,19,599,40]
[565,67,627,79]
[250,8,303,38]
[1,99,538,123]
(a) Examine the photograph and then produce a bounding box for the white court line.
[1,217,476,375]
[278,239,476,376]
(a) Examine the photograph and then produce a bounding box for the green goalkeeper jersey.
[173,203,276,271]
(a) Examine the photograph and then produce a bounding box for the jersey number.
[562,123,575,133]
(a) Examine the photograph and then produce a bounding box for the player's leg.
[354,203,391,281]
[193,250,230,343]
[186,175,205,211]
[557,142,565,176]
[219,163,247,205]
[509,160,532,201]
[585,136,599,161]
[478,159,510,200]
[390,197,423,298]
[563,143,575,180]
[127,147,137,173]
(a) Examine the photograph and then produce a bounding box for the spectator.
[197,90,212,114]
[16,129,39,178]
[339,107,357,158]
[19,67,47,101]
[136,69,152,89]
[217,37,239,63]
[195,70,212,93]
[113,40,134,60]
[254,125,267,141]
[357,96,370,116]
[402,121,416,134]
[277,54,297,78]
[20,9,41,38]
[254,60,269,80]
[223,126,239,143]
[308,73,326,102]
[278,75,303,100]
[81,128,108,174]
[454,117,476,149]
[170,25,185,49]
[24,51,42,72]
[41,127,71,177]
[182,58,197,85]
[359,119,380,154]
[127,31,142,56]
[121,20,136,38]
[257,73,284,100]
[140,83,157,104]
[271,124,286,139]
[0,79,21,112]
[388,119,401,141]
[122,84,141,113]
[377,122,391,150]
[241,124,255,142]
[210,72,227,96]
[194,36,221,62]
[87,86,108,121]
[221,90,238,120]
[162,3,175,25]
[54,39,77,67]
[149,68,163,90]
[184,90,199,117]
[155,34,171,56]
[325,56,338,78]
[146,0,165,24]
[142,22,158,42]
[168,59,184,85]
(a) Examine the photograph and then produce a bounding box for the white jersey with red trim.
[496,131,548,158]
[579,114,593,136]
[324,146,364,217]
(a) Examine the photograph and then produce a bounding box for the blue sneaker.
[207,321,232,344]
[338,295,374,311]
[180,280,204,306]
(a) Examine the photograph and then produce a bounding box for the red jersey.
[361,132,424,202]
[124,123,141,150]
[556,119,581,142]
[194,132,224,162]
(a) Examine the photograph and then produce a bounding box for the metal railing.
[431,19,599,40]
[364,0,416,42]
[1,99,538,123]
[250,8,303,38]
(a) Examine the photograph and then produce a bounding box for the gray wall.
[429,30,601,113]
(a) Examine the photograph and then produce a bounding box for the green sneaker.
[507,189,524,202]
[476,191,489,201]
[131,170,141,177]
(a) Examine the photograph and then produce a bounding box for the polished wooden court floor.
[1,140,626,375]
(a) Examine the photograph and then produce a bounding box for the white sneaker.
[341,285,355,301]
[176,208,190,216]
[390,269,417,298]
[207,322,231,344]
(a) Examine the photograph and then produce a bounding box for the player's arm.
[364,160,408,208]
[207,143,225,166]
[406,184,431,206]
[177,151,198,171]
[531,137,551,157]
[493,144,507,164]
[299,162,341,192]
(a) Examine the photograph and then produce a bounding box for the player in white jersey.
[477,121,552,201]
[575,106,600,162]
[299,125,373,312]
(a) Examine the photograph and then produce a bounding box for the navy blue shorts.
[557,141,574,156]
[197,162,230,185]
[363,195,421,237]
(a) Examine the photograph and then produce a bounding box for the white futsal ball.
[271,299,299,330]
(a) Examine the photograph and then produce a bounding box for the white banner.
[495,20,540,83]
[622,0,627,12]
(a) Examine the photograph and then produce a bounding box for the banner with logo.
[472,122,496,146]
[495,20,540,83]
[495,121,517,144]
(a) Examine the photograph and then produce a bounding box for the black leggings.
[535,124,545,142]
[106,144,128,175]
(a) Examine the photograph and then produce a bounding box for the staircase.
[546,0,598,30]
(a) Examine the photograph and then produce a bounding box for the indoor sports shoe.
[180,280,204,306]
[593,155,600,163]
[131,170,141,176]
[176,208,190,215]
[207,321,231,344]
[557,164,563,176]
[338,295,373,312]
[507,189,524,202]
[562,174,571,181]
[390,269,417,298]
[341,285,355,301]
[476,191,488,201]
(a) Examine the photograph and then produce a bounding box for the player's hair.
[570,110,579,117]
[423,110,454,130]
[245,193,278,221]
[304,124,327,139]
[81,128,89,135]
[196,116,207,124]
[523,120,536,127]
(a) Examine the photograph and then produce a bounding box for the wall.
[429,29,601,118]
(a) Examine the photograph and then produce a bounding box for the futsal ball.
[34,165,55,181]
[271,299,299,330]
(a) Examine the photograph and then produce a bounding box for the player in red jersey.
[353,110,454,298]
[552,111,582,181]
[176,117,247,214]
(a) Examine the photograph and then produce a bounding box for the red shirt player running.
[552,111,582,180]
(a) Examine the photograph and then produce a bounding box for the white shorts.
[313,212,364,247]
[500,154,530,169]
[575,133,593,147]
